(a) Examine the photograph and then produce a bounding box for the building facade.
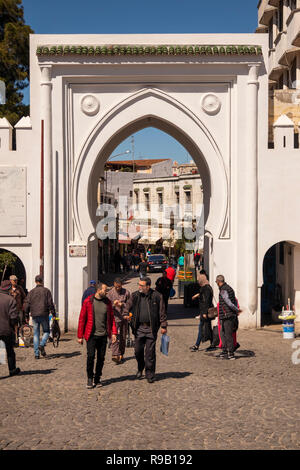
[1,32,300,330]
[257,0,300,142]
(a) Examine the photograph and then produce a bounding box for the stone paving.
[0,273,299,450]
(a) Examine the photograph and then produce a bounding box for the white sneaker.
[195,315,200,319]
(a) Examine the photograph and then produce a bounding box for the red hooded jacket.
[77,294,117,341]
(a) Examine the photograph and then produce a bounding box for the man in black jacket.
[124,277,167,383]
[0,280,20,376]
[23,275,56,359]
[216,275,242,360]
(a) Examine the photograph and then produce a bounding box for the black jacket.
[219,283,237,320]
[0,290,19,336]
[124,288,167,337]
[23,285,56,318]
[198,284,214,318]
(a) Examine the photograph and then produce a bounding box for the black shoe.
[147,377,155,384]
[86,378,94,389]
[9,367,21,377]
[228,354,236,361]
[94,378,102,388]
[234,343,240,352]
[189,345,199,352]
[136,371,143,379]
[216,352,227,359]
[39,345,46,357]
[34,355,40,359]
[205,346,217,352]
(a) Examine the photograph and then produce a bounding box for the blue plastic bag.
[169,287,176,298]
[160,334,170,356]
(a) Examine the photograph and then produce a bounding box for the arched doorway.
[73,89,229,287]
[261,240,300,325]
[0,248,27,290]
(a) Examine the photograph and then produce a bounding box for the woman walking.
[189,273,214,352]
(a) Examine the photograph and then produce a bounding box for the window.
[158,192,163,211]
[185,191,191,204]
[135,191,139,209]
[290,57,297,89]
[175,191,180,204]
[278,0,283,32]
[145,192,150,211]
[268,18,273,49]
[130,190,133,197]
[290,0,297,11]
[278,73,284,90]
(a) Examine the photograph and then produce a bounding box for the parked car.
[147,254,168,273]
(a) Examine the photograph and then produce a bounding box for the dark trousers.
[134,326,157,379]
[86,335,107,380]
[0,333,16,372]
[220,318,235,354]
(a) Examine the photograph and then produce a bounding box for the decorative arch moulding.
[36,45,263,57]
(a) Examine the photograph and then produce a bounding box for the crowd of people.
[0,255,242,387]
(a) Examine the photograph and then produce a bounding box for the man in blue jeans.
[24,275,56,359]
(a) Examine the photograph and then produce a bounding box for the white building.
[133,170,204,252]
[0,33,300,330]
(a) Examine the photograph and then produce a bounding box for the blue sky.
[22,0,258,163]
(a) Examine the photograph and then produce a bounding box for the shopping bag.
[169,287,176,298]
[160,334,170,356]
[0,340,7,365]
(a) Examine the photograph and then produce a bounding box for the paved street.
[0,272,299,450]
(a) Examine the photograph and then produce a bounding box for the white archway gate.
[32,34,268,330]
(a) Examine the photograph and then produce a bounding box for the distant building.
[256,0,300,143]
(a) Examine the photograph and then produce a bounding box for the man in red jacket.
[77,283,117,389]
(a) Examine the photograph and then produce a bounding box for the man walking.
[9,275,26,344]
[215,275,242,360]
[77,283,117,388]
[107,278,131,364]
[23,275,56,359]
[155,270,173,313]
[0,280,21,377]
[81,280,97,305]
[138,254,148,280]
[124,277,167,383]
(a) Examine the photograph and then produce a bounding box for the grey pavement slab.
[0,272,299,450]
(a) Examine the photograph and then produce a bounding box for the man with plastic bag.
[124,277,167,383]
[0,280,21,377]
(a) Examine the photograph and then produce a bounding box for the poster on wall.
[0,167,27,236]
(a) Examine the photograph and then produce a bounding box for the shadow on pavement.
[0,368,57,380]
[155,371,193,381]
[45,351,82,360]
[102,371,192,386]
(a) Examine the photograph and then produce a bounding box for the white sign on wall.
[69,245,87,257]
[0,167,27,236]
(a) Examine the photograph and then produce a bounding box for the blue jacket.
[81,286,96,305]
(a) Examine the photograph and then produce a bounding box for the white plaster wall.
[7,32,270,330]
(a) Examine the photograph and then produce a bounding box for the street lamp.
[108,149,131,160]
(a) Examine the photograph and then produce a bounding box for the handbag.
[207,307,218,319]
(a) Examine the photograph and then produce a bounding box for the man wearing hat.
[9,275,26,344]
[0,280,21,376]
[81,280,97,305]
[23,275,56,359]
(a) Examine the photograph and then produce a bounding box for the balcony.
[287,8,300,47]
[268,38,288,81]
[259,2,277,26]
